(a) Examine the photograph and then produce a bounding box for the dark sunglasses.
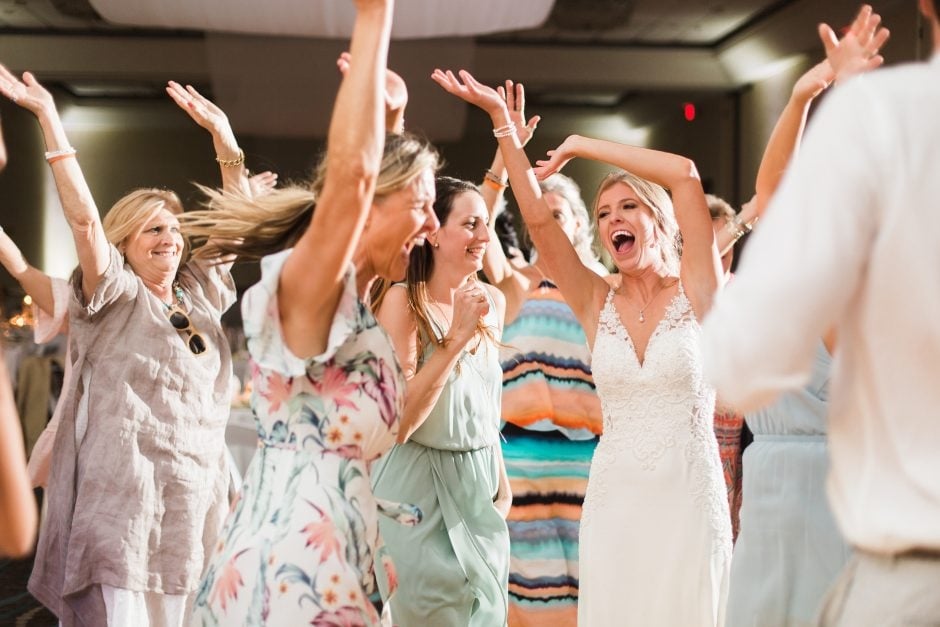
[167,306,208,355]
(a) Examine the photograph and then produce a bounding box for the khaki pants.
[816,550,940,627]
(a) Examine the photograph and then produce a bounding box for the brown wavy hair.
[373,176,498,363]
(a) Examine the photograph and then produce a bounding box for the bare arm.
[714,195,760,257]
[337,51,408,134]
[166,81,250,197]
[432,70,605,335]
[479,82,540,321]
[278,0,392,359]
[493,443,512,518]
[377,283,490,443]
[537,134,721,319]
[0,115,7,171]
[0,349,37,557]
[0,67,109,302]
[755,5,889,218]
[0,229,54,315]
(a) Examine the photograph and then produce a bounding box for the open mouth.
[404,235,427,254]
[611,230,635,254]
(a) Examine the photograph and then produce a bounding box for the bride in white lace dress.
[432,71,732,626]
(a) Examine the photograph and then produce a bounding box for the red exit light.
[683,102,696,122]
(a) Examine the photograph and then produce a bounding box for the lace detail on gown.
[584,286,731,558]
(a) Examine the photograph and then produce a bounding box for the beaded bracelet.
[492,124,517,138]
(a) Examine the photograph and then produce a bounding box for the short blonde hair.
[103,188,185,253]
[593,170,680,276]
[706,193,735,224]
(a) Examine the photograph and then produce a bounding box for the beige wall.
[0,1,929,317]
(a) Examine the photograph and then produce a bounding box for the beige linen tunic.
[29,245,236,626]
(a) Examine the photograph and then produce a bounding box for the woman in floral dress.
[185,1,441,624]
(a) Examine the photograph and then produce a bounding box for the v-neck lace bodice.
[579,284,732,625]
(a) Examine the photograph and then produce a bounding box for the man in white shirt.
[702,1,940,624]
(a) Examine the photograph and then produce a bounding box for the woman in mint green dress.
[372,176,511,626]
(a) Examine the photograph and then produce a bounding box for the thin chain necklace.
[621,278,670,323]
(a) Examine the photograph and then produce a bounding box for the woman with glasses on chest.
[0,66,247,626]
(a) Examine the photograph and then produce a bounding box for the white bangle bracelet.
[44,147,77,161]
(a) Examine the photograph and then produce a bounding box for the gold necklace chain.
[620,278,672,323]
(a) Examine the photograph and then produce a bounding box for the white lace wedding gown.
[578,286,731,626]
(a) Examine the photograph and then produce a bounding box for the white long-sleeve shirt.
[702,53,940,555]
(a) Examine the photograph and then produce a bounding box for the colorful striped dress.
[500,277,602,626]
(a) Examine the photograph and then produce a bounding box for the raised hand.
[431,69,507,118]
[0,66,55,116]
[166,81,236,139]
[792,59,835,103]
[498,80,540,147]
[818,4,890,82]
[533,135,580,180]
[447,281,490,350]
[248,171,278,198]
[337,52,407,127]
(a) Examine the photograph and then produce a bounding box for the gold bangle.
[215,149,245,168]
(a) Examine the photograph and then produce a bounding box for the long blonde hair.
[182,132,439,261]
[593,170,680,276]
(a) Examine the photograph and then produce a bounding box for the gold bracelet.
[215,149,245,168]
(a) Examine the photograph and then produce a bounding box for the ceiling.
[0,0,911,139]
[2,0,790,44]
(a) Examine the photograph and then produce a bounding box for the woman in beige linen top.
[0,66,249,627]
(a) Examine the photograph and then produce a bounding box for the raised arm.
[166,81,250,197]
[0,115,7,171]
[0,67,108,302]
[753,4,888,219]
[377,282,491,443]
[278,0,393,359]
[0,229,54,315]
[479,81,539,319]
[0,348,37,557]
[537,134,721,319]
[432,70,605,332]
[752,62,834,217]
[337,51,408,134]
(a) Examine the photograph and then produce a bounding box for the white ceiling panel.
[88,0,555,39]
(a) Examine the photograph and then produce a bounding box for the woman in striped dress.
[479,89,605,622]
